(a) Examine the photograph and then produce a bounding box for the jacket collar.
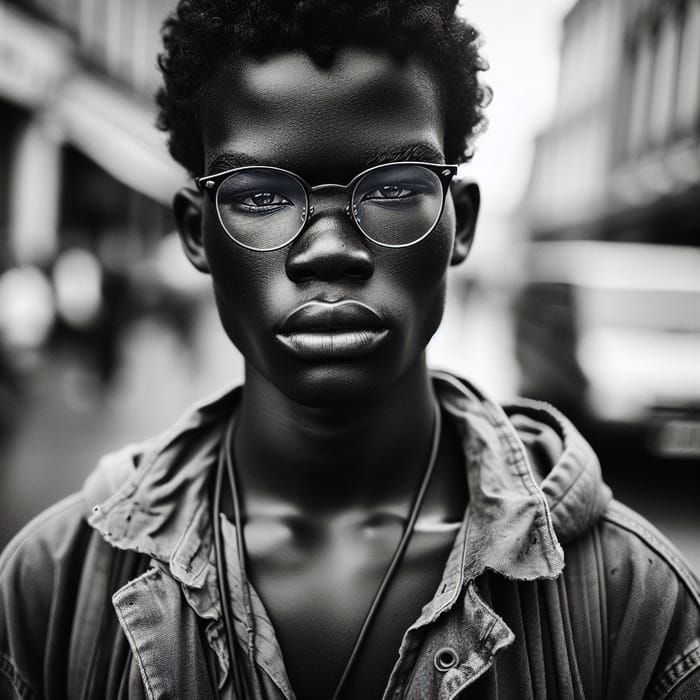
[84,372,610,595]
[413,372,569,625]
[85,384,241,588]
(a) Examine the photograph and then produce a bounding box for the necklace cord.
[330,395,442,700]
[215,394,443,700]
[213,424,247,699]
[225,417,265,700]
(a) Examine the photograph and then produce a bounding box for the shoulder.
[597,499,699,605]
[0,493,96,639]
[0,492,92,583]
[562,499,700,699]
[0,494,95,698]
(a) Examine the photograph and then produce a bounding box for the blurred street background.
[0,0,698,571]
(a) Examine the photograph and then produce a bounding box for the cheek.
[201,217,273,339]
[382,209,455,345]
[391,205,455,299]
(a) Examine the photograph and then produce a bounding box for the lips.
[281,300,385,332]
[277,300,389,359]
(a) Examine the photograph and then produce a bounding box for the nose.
[285,192,373,283]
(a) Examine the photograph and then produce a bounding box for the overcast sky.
[457,0,578,217]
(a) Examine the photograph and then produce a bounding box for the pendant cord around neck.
[213,419,249,699]
[214,395,442,700]
[330,395,442,699]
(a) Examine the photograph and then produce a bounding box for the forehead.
[200,47,445,179]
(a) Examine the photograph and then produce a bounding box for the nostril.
[285,197,374,281]
[345,260,373,279]
[286,223,373,283]
[287,248,373,283]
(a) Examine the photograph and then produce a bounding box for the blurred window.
[626,33,654,158]
[675,2,700,136]
[132,2,151,92]
[648,12,681,148]
[104,0,124,78]
[78,0,97,54]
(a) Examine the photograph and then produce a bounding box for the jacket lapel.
[112,566,216,699]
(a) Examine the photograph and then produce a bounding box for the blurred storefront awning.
[54,74,186,206]
[0,3,186,207]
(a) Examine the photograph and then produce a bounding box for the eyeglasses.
[196,161,458,252]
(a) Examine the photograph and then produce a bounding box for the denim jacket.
[1,372,699,698]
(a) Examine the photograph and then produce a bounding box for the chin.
[237,317,439,409]
[274,362,401,409]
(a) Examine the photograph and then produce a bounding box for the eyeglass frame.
[195,161,459,252]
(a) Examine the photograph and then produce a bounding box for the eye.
[233,191,293,211]
[362,184,416,201]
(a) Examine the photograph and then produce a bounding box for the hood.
[505,400,612,543]
[432,371,611,546]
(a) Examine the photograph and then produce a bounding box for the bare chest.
[244,514,461,700]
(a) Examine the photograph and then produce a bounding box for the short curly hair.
[156,0,490,176]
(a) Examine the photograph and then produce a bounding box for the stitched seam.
[395,639,421,699]
[505,397,602,517]
[483,405,563,572]
[434,372,562,575]
[0,653,35,699]
[113,599,156,700]
[112,570,164,700]
[592,526,609,698]
[602,504,700,605]
[507,397,574,447]
[650,640,700,700]
[547,464,586,511]
[505,397,596,522]
[425,517,468,620]
[113,603,155,700]
[443,623,515,700]
[170,494,211,581]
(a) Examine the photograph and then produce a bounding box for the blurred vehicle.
[514,240,700,465]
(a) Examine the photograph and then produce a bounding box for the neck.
[232,358,437,514]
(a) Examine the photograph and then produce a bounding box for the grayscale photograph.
[0,0,698,697]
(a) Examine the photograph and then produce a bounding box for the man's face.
[182,47,472,406]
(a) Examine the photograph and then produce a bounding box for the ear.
[450,180,480,266]
[174,187,209,273]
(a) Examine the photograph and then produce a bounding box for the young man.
[1,1,699,698]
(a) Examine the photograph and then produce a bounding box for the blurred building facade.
[517,0,700,462]
[0,0,193,394]
[526,0,699,241]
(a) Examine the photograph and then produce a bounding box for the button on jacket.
[1,372,699,698]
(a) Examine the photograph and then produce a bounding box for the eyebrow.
[364,143,447,168]
[206,152,259,175]
[205,142,447,177]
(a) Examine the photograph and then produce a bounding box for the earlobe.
[450,180,480,266]
[174,188,209,273]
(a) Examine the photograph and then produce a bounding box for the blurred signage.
[0,5,71,108]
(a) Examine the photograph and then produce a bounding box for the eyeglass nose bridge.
[306,182,355,222]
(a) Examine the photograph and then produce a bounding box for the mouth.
[277,300,389,359]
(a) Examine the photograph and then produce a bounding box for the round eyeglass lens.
[352,164,444,246]
[216,168,307,250]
